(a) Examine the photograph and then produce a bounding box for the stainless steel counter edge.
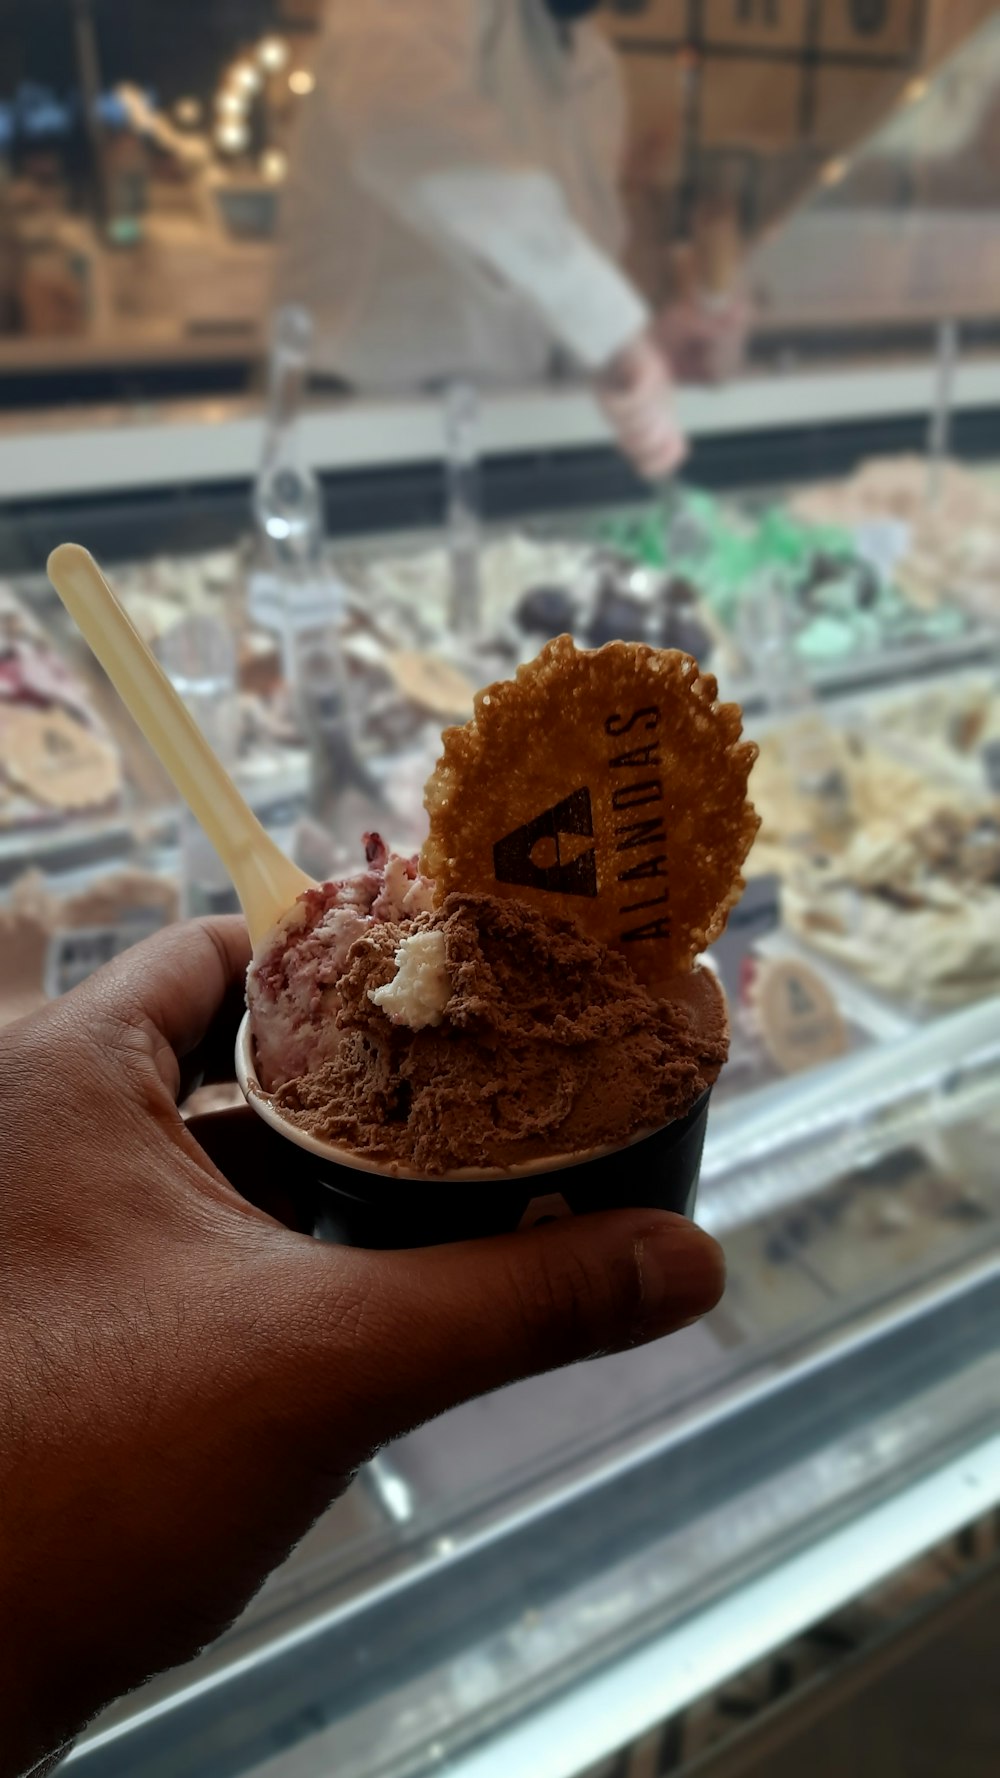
[5,357,1000,503]
[372,1432,1000,1778]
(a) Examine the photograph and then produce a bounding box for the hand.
[0,917,725,1778]
[596,330,688,482]
[656,295,750,386]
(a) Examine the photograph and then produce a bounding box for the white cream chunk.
[369,930,451,1030]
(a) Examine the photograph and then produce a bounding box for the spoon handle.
[47,544,315,947]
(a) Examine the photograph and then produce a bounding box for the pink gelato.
[248,835,436,1092]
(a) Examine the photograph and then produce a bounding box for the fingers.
[287,1210,725,1447]
[78,917,252,1061]
[620,422,688,483]
[597,352,687,483]
[614,418,687,481]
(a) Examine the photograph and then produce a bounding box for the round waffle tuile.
[422,636,760,985]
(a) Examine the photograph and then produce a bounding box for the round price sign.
[756,957,848,1074]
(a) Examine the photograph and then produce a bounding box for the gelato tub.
[237,1013,712,1247]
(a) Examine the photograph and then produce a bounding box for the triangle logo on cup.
[493,787,598,898]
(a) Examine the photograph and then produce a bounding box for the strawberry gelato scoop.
[246,837,728,1176]
[247,835,436,1093]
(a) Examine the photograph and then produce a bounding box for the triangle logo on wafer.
[422,636,760,988]
[494,787,597,899]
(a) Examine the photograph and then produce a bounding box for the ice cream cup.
[236,1015,712,1249]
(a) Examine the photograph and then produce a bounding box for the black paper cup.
[236,1015,712,1250]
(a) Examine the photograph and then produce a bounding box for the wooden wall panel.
[817,1,922,58]
[700,0,810,53]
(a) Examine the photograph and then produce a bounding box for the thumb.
[287,1210,725,1449]
[64,915,252,1072]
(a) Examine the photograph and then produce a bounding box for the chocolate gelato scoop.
[586,579,650,648]
[657,575,713,658]
[267,892,727,1175]
[515,585,579,639]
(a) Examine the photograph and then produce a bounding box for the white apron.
[276,0,647,389]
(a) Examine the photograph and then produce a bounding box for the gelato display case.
[3,5,1000,1771]
[1,380,997,1778]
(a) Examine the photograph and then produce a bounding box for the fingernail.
[633,1221,726,1339]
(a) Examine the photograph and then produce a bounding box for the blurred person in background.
[277,0,742,481]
